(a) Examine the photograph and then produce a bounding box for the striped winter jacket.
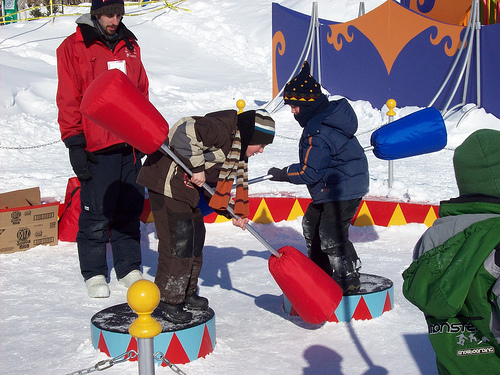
[137,110,238,207]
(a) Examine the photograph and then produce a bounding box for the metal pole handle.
[232,174,273,189]
[159,144,281,257]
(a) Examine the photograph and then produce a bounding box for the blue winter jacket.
[287,98,369,203]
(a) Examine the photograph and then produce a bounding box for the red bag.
[268,246,343,324]
[58,177,81,242]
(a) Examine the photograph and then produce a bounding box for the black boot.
[184,294,209,311]
[328,253,361,295]
[158,301,193,324]
[333,273,361,295]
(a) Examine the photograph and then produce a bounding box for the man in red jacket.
[56,0,149,298]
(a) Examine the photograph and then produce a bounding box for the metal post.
[358,2,365,17]
[474,0,481,107]
[385,99,396,189]
[312,2,321,85]
[265,2,320,113]
[138,338,155,375]
[428,0,475,109]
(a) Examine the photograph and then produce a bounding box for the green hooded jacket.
[402,195,500,375]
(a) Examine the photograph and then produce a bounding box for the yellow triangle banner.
[287,199,305,221]
[387,204,407,226]
[353,201,375,227]
[423,207,438,227]
[214,214,231,223]
[252,198,274,224]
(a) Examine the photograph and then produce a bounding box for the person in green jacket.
[403,129,500,375]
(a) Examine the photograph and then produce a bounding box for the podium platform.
[283,273,394,322]
[91,303,216,366]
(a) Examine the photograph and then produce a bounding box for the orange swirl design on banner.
[406,0,472,26]
[326,1,464,74]
[272,31,286,97]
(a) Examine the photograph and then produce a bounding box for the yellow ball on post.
[236,99,246,114]
[386,99,397,117]
[127,279,162,339]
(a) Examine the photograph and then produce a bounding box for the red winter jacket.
[56,16,149,152]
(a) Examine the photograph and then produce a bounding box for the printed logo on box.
[16,227,31,249]
[34,237,54,246]
[10,211,22,225]
[34,212,55,221]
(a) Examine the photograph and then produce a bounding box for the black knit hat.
[91,0,125,16]
[283,61,322,105]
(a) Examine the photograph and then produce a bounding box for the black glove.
[268,167,289,182]
[64,134,98,181]
[68,147,98,180]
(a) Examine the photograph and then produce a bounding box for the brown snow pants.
[149,190,206,304]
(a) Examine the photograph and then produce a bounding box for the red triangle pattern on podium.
[98,331,110,356]
[198,324,214,359]
[383,291,392,313]
[328,311,339,323]
[351,296,373,320]
[163,333,190,366]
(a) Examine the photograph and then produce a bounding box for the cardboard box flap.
[0,187,41,209]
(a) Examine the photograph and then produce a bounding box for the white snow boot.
[85,275,110,298]
[119,270,143,288]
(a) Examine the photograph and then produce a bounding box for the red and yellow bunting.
[141,196,440,228]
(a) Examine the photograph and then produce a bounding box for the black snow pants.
[77,147,144,281]
[302,198,362,276]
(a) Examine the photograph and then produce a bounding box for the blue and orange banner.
[272,1,500,120]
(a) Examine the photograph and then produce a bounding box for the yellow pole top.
[127,279,162,339]
[386,99,396,117]
[236,99,246,114]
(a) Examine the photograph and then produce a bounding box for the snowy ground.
[1,1,500,374]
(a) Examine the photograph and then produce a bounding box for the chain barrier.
[154,352,188,375]
[64,350,137,375]
[0,139,61,150]
[64,350,189,375]
[275,124,382,143]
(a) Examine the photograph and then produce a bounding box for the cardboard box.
[0,187,59,254]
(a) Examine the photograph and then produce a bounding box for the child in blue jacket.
[268,62,369,294]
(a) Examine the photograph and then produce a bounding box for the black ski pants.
[302,198,362,276]
[77,148,144,281]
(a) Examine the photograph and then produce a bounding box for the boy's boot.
[158,301,193,324]
[184,294,209,311]
[328,253,361,295]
